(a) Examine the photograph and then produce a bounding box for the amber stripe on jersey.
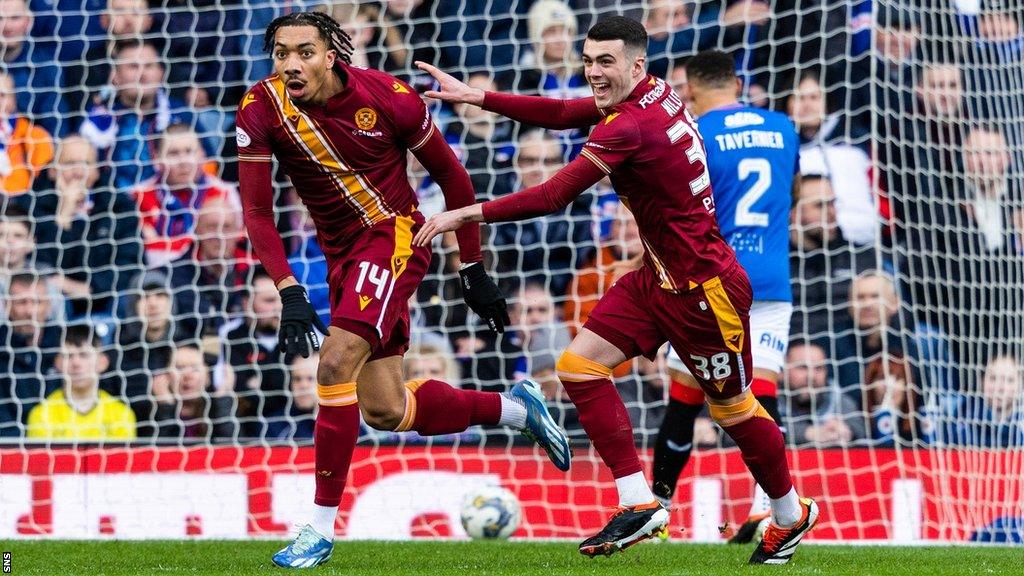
[264,76,394,227]
[391,215,415,279]
[702,275,745,354]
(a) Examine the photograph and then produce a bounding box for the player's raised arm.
[415,61,603,131]
[236,92,326,358]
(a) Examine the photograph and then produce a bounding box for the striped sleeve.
[235,84,273,162]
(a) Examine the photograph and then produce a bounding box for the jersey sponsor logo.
[240,92,257,111]
[359,294,373,311]
[235,127,251,147]
[604,112,621,124]
[392,81,410,94]
[638,79,667,109]
[355,107,378,131]
[724,111,766,128]
[352,129,384,137]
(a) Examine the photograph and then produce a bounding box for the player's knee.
[706,390,773,428]
[317,337,368,384]
[360,402,405,431]
[555,350,613,387]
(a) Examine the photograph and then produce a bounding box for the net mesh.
[1,0,1022,542]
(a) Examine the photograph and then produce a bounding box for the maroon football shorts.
[326,213,431,361]
[584,262,754,400]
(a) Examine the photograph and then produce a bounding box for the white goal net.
[1,0,1022,543]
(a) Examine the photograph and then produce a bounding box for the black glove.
[459,262,511,333]
[278,285,328,358]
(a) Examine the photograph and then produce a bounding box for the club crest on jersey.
[355,107,378,130]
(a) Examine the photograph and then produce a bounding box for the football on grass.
[460,486,522,539]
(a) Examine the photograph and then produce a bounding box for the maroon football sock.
[313,403,360,507]
[399,379,501,435]
[722,414,793,498]
[562,376,642,478]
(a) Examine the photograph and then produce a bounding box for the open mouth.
[591,82,610,99]
[286,79,307,99]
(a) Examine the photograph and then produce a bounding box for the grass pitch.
[6,540,1019,575]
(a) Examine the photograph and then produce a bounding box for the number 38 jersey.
[697,105,800,302]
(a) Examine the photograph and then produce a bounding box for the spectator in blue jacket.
[80,39,216,191]
[947,353,1024,448]
[0,0,68,136]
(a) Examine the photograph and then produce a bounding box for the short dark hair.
[586,16,648,54]
[8,271,44,292]
[685,50,737,89]
[112,38,164,61]
[265,11,355,65]
[64,324,102,349]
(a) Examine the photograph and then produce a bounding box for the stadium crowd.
[0,0,1022,449]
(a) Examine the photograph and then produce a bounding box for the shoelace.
[290,527,323,555]
[760,523,788,552]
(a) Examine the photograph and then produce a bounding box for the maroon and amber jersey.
[235,66,433,260]
[578,76,736,291]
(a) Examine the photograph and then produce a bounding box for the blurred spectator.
[490,129,593,295]
[787,71,877,245]
[134,123,237,266]
[888,61,966,204]
[906,125,1024,347]
[517,1,589,99]
[30,135,141,316]
[80,39,216,190]
[789,175,876,339]
[835,271,929,446]
[264,353,318,442]
[68,0,158,126]
[947,352,1024,447]
[219,267,286,438]
[780,340,864,447]
[114,269,197,431]
[443,74,515,200]
[26,324,136,440]
[564,202,642,337]
[0,0,66,136]
[152,343,235,442]
[170,195,248,336]
[511,281,571,380]
[0,71,54,195]
[404,342,461,383]
[668,60,692,109]
[644,0,771,79]
[157,0,246,109]
[0,271,62,436]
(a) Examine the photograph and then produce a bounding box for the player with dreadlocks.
[237,11,572,569]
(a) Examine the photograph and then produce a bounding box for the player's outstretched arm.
[415,61,603,131]
[412,126,510,333]
[413,155,605,244]
[239,160,327,357]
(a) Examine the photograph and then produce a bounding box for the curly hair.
[263,11,355,65]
